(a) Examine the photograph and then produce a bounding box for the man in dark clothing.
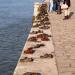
[63,0,71,20]
[53,0,61,14]
[57,0,61,14]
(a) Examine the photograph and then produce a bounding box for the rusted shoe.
[39,25,50,29]
[40,21,45,25]
[37,33,51,37]
[41,16,49,22]
[23,72,41,75]
[44,22,50,25]
[33,24,41,28]
[45,13,48,16]
[24,47,35,54]
[33,44,45,48]
[28,37,37,42]
[30,30,43,34]
[37,33,50,41]
[25,57,34,62]
[20,57,34,63]
[20,58,25,62]
[37,30,43,33]
[40,53,53,58]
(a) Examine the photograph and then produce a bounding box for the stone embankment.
[13,2,58,75]
[13,0,75,75]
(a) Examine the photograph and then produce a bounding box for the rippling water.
[0,0,42,75]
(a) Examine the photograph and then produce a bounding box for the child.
[63,0,71,20]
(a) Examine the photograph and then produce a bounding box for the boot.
[66,15,69,19]
[63,16,69,20]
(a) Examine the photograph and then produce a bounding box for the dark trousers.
[57,2,61,14]
[53,2,58,11]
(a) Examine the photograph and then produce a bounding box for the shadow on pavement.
[69,12,74,18]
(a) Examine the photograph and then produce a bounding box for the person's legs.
[67,8,70,16]
[50,0,53,12]
[53,3,56,11]
[63,8,69,20]
[64,9,68,16]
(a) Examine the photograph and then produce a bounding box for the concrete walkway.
[49,0,75,75]
[13,0,75,74]
[13,13,58,75]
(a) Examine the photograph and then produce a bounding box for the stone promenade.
[49,0,75,75]
[13,0,75,75]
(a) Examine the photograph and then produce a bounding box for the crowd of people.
[44,0,71,20]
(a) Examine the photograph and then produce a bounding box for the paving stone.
[49,0,75,74]
[59,72,72,75]
[71,60,75,67]
[58,63,71,68]
[58,67,71,73]
[72,72,75,75]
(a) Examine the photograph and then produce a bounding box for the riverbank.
[13,3,58,75]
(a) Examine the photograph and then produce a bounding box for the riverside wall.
[13,2,58,75]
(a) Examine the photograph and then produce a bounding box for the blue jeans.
[53,2,58,11]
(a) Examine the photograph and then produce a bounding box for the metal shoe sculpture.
[23,72,41,75]
[40,53,53,59]
[20,57,34,63]
[24,47,35,54]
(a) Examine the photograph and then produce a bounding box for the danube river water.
[0,0,42,75]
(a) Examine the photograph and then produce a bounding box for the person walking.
[57,0,61,14]
[50,0,53,12]
[63,0,71,20]
[53,0,58,11]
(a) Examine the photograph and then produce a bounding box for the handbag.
[61,4,68,10]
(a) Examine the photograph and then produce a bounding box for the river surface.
[0,0,42,75]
